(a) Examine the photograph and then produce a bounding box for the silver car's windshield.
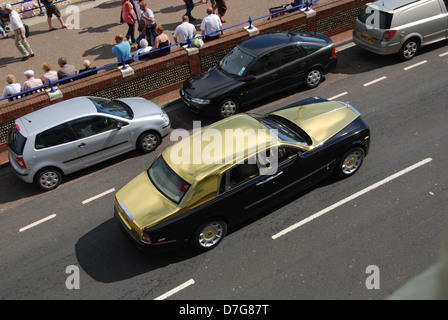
[88,97,133,119]
[147,156,191,204]
[219,47,255,76]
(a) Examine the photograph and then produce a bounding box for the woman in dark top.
[152,25,171,58]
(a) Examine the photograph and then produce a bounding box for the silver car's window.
[358,7,393,29]
[69,116,116,139]
[8,125,27,155]
[88,97,133,119]
[147,156,191,204]
[219,47,255,76]
[35,123,76,150]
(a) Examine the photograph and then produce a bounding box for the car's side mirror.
[116,122,123,130]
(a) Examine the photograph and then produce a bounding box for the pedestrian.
[2,4,34,61]
[200,7,223,42]
[215,0,227,23]
[20,0,39,19]
[57,57,77,81]
[122,0,136,44]
[40,62,58,84]
[112,34,132,64]
[173,15,198,46]
[133,38,151,61]
[40,0,67,31]
[2,74,21,99]
[152,25,171,58]
[23,70,43,92]
[138,1,156,47]
[185,0,196,22]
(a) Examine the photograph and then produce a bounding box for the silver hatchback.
[353,0,448,60]
[7,96,171,191]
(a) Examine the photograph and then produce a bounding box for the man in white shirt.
[200,7,223,42]
[173,15,198,46]
[3,4,34,61]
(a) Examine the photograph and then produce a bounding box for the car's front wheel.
[192,220,227,252]
[305,68,323,89]
[137,131,161,153]
[217,98,239,119]
[35,167,62,191]
[336,148,365,178]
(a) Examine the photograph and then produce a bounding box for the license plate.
[361,34,374,43]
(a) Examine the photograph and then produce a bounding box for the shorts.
[46,5,61,18]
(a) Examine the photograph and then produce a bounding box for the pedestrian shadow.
[83,43,116,61]
[78,23,121,35]
[0,56,22,68]
[94,1,122,9]
[155,4,186,15]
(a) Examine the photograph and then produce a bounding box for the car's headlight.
[192,98,211,105]
[160,110,169,122]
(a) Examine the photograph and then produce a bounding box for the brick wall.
[0,0,365,152]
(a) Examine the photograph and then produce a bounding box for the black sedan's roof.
[238,32,327,56]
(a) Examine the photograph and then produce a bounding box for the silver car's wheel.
[137,131,160,153]
[218,99,238,118]
[35,168,62,191]
[400,39,419,60]
[305,69,322,89]
[193,220,227,251]
[336,148,365,178]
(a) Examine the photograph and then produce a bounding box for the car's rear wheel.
[400,38,420,61]
[35,167,62,191]
[217,98,239,119]
[336,148,365,178]
[305,68,323,89]
[137,131,161,153]
[192,220,227,252]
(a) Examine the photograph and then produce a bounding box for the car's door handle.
[272,74,278,78]
[77,143,86,148]
[256,171,283,186]
[300,62,307,67]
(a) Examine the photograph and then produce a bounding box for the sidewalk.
[0,30,353,169]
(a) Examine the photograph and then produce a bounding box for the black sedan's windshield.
[219,47,255,76]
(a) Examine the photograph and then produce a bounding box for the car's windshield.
[147,156,191,204]
[256,115,311,145]
[219,47,255,76]
[88,97,134,119]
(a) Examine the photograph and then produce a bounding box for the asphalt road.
[0,40,447,303]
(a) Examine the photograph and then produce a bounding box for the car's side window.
[277,45,306,64]
[249,52,277,76]
[219,159,260,194]
[35,123,76,150]
[301,45,321,55]
[69,116,116,139]
[278,146,301,164]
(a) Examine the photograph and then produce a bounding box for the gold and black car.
[114,97,370,253]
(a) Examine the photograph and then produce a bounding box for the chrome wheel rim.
[220,101,237,118]
[307,70,321,87]
[198,222,224,248]
[341,151,362,175]
[142,133,158,152]
[40,171,59,189]
[403,42,417,59]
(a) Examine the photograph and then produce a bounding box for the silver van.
[353,0,448,60]
[7,96,171,191]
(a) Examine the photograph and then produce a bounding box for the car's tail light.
[383,30,396,41]
[141,231,151,244]
[331,46,336,57]
[16,156,26,169]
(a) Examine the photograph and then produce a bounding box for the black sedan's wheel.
[400,38,420,61]
[336,148,365,178]
[137,131,161,153]
[217,98,239,119]
[192,220,227,251]
[305,68,322,89]
[35,167,62,191]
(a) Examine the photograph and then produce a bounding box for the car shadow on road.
[75,218,201,283]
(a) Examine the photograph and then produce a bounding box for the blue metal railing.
[1,0,319,102]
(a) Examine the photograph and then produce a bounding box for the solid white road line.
[404,60,428,71]
[272,158,433,240]
[154,279,195,300]
[82,188,116,204]
[19,214,57,233]
[363,76,387,87]
[328,92,348,100]
[439,52,448,57]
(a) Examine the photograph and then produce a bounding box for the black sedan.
[180,32,337,119]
